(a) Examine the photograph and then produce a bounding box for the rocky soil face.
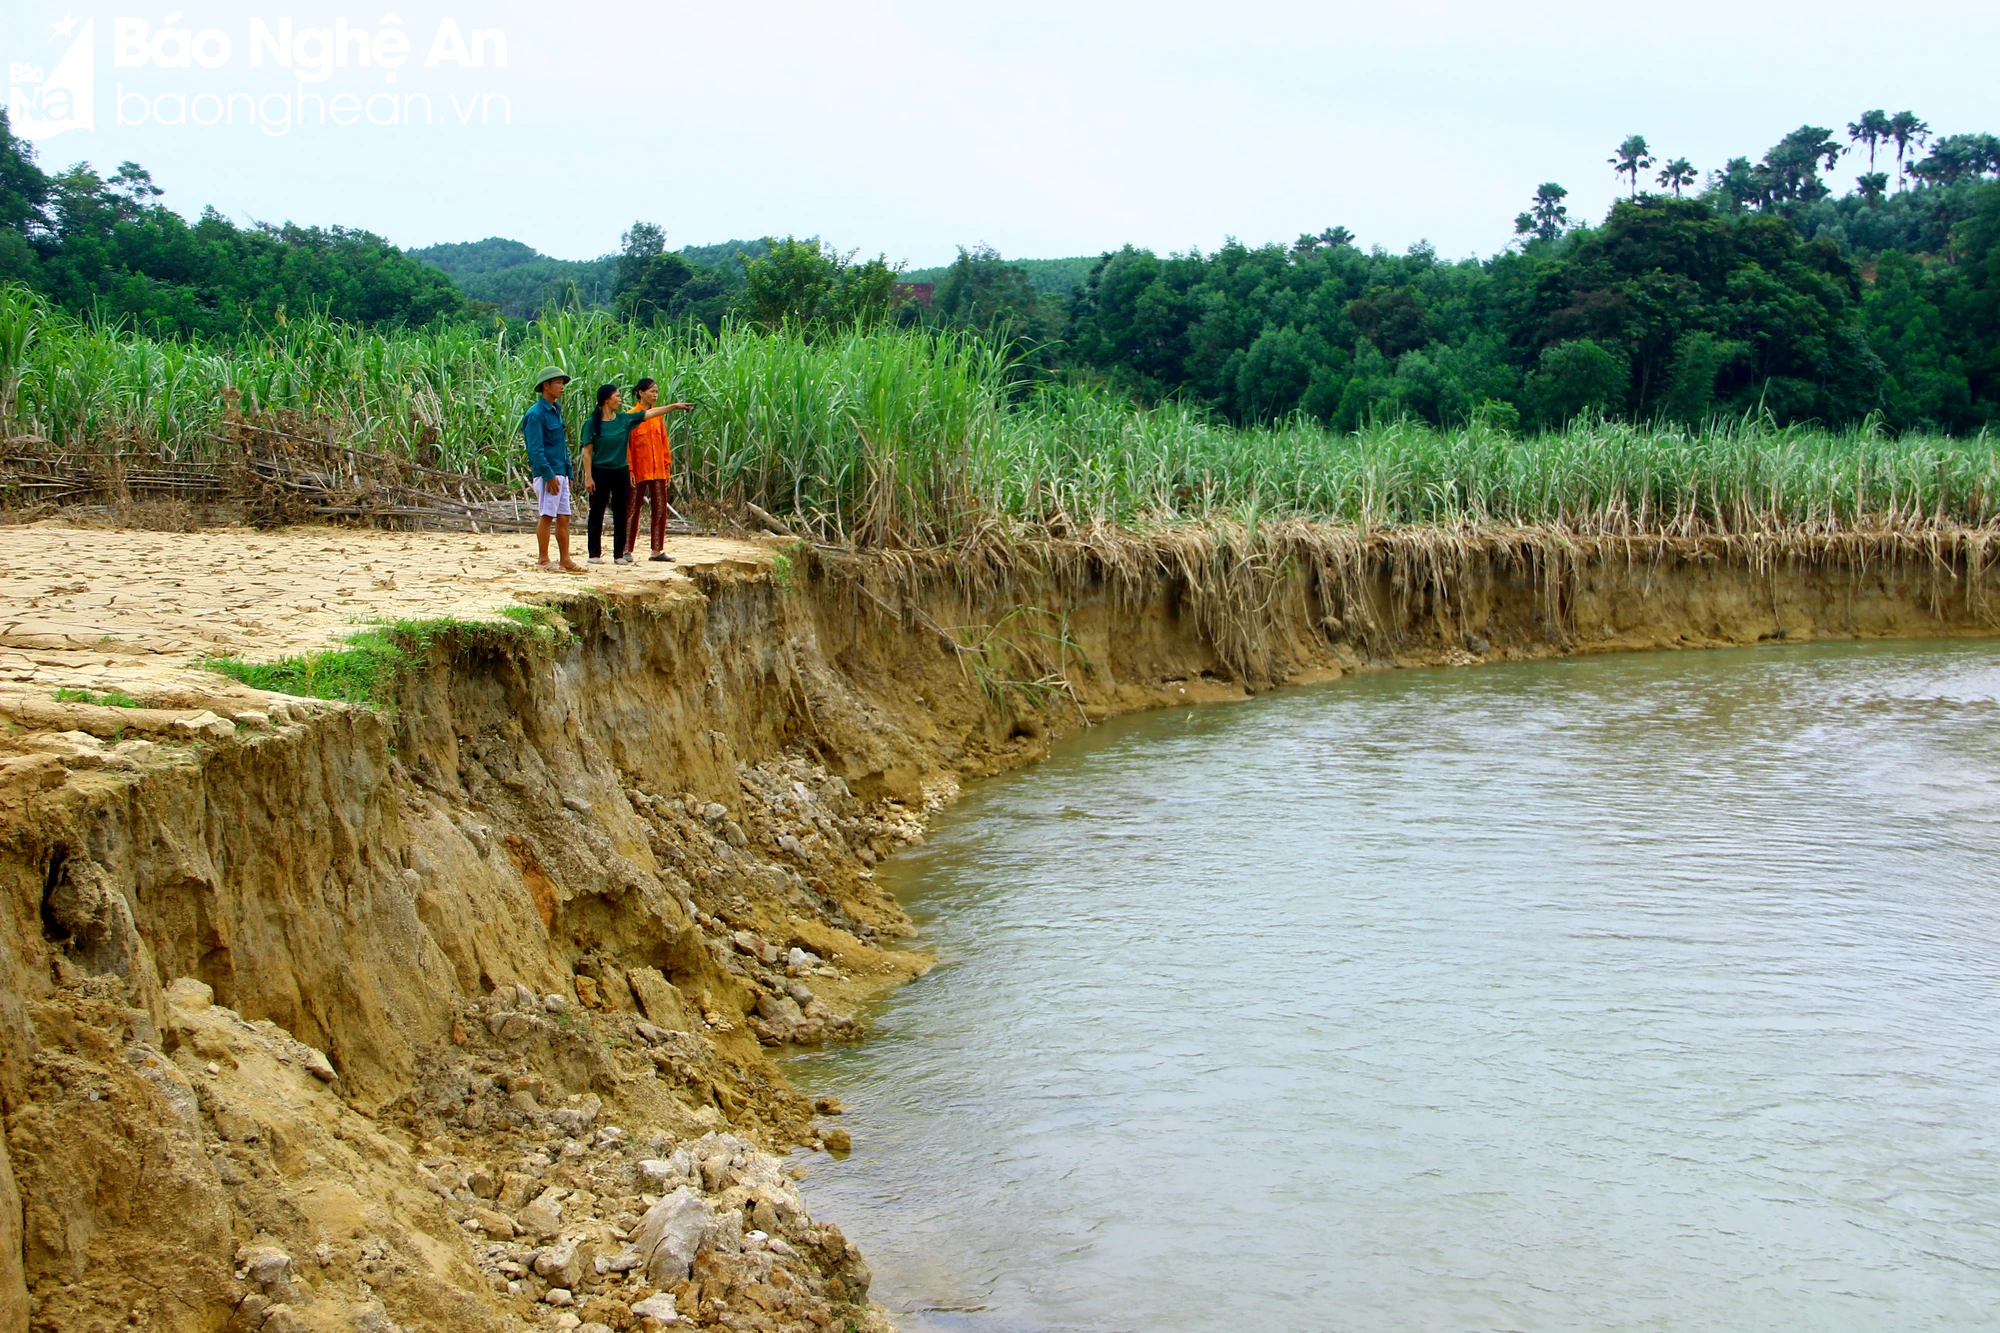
[0,526,1994,1333]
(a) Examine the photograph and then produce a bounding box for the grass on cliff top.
[52,686,143,708]
[201,606,562,707]
[203,630,407,706]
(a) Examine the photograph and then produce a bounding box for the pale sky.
[4,0,1996,267]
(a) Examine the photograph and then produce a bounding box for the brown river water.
[786,640,2000,1331]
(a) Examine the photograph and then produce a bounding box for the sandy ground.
[0,521,772,730]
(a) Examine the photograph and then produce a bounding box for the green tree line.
[0,109,901,342]
[4,104,1997,434]
[0,112,466,336]
[1048,119,1999,433]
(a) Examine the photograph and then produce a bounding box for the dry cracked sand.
[0,520,773,724]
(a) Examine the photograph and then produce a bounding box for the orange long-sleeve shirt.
[628,413,671,483]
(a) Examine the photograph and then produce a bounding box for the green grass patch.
[203,631,407,707]
[201,607,559,708]
[496,603,572,642]
[52,686,143,708]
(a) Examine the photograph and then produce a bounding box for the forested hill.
[1057,190,1997,433]
[1029,124,1999,434]
[846,122,2000,434]
[406,236,770,319]
[903,255,1095,296]
[0,112,464,335]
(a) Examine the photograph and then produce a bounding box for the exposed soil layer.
[0,520,1993,1333]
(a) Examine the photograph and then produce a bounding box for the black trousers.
[587,467,631,559]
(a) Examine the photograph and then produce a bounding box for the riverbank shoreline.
[0,517,1994,1333]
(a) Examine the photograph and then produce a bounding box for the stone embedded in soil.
[518,1188,565,1239]
[627,967,692,1029]
[631,1291,680,1323]
[260,1305,305,1333]
[236,1245,294,1289]
[629,1186,714,1286]
[498,1170,537,1209]
[173,709,235,739]
[165,976,214,1011]
[467,1207,515,1238]
[755,993,805,1026]
[732,930,779,964]
[533,1234,589,1287]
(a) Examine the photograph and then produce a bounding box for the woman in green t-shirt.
[580,382,681,565]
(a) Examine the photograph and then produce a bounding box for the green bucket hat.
[532,365,571,392]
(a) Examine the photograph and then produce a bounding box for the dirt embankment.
[0,521,1992,1333]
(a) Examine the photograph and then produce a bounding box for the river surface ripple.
[785,641,2000,1332]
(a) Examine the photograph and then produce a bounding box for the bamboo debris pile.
[0,418,694,535]
[219,418,538,531]
[0,444,226,508]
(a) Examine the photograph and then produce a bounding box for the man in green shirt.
[521,366,582,572]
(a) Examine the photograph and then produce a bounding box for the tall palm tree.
[1847,110,1891,171]
[1608,135,1654,198]
[1656,158,1697,197]
[1514,183,1571,243]
[1888,111,1930,191]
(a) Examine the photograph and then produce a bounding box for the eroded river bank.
[791,640,2000,1331]
[0,521,1996,1332]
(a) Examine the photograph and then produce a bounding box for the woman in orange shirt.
[624,377,691,562]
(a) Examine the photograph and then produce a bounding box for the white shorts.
[534,475,572,518]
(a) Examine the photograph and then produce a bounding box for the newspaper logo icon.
[10,17,94,140]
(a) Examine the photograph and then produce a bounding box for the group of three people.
[520,364,693,571]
